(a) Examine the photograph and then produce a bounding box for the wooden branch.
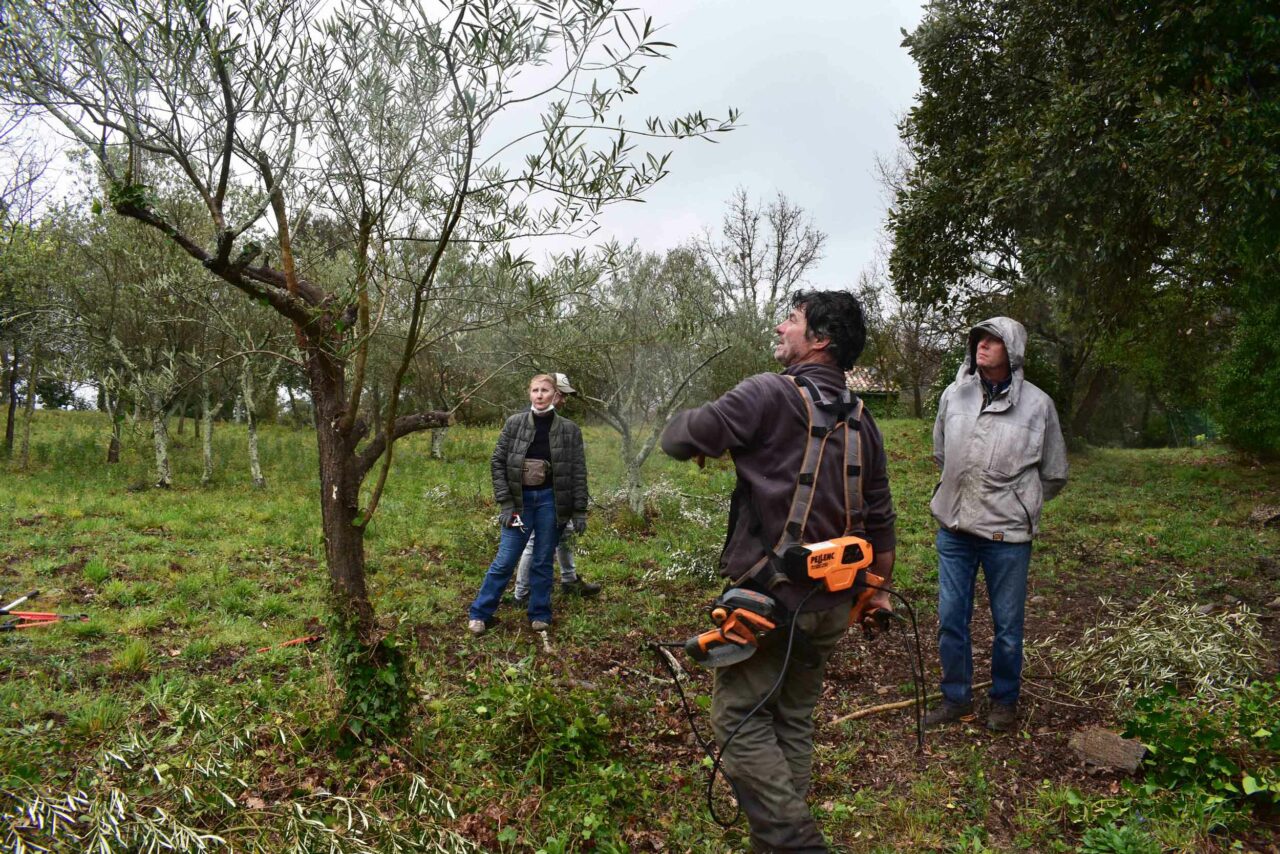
[354,411,453,481]
[830,681,991,725]
[579,393,625,433]
[358,10,477,528]
[447,354,527,417]
[109,200,316,326]
[340,208,375,435]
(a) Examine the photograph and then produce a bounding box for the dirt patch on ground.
[519,565,1279,850]
[54,556,89,578]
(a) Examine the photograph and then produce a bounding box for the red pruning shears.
[0,590,90,632]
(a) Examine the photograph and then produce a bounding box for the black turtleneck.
[527,409,554,462]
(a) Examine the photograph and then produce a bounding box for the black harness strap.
[736,376,865,590]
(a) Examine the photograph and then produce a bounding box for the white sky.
[15,0,927,290]
[540,0,928,288]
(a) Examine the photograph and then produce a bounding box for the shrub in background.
[1216,293,1280,458]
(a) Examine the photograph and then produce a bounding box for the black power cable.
[651,585,818,827]
[653,580,928,828]
[857,582,927,752]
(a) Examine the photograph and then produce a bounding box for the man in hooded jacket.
[924,317,1068,732]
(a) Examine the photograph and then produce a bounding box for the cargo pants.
[711,601,850,853]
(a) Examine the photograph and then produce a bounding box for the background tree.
[547,245,726,515]
[889,0,1278,448]
[1,0,735,731]
[0,108,54,458]
[856,259,952,418]
[696,188,826,396]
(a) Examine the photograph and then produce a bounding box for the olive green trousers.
[711,601,850,853]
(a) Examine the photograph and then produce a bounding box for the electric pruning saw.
[683,535,901,667]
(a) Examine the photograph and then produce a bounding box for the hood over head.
[961,316,1027,379]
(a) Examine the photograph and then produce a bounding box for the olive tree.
[1,0,734,731]
[546,245,726,515]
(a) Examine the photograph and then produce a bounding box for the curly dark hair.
[791,289,867,371]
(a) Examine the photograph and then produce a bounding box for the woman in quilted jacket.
[467,373,589,635]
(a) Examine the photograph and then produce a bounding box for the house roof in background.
[845,366,897,394]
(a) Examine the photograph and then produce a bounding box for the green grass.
[0,410,1276,851]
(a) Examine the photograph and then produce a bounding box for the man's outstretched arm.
[660,375,769,461]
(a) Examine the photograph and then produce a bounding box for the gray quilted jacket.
[491,410,589,524]
[930,317,1068,542]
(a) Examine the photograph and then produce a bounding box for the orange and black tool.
[781,535,874,592]
[0,590,89,631]
[684,588,780,668]
[780,536,901,635]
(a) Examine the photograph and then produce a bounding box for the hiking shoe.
[923,700,973,727]
[987,702,1018,732]
[560,577,601,596]
[530,620,550,632]
[467,619,487,636]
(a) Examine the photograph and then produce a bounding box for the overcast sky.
[17,0,927,289]
[546,0,928,289]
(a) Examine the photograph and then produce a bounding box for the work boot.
[559,576,601,596]
[923,700,973,727]
[987,702,1018,732]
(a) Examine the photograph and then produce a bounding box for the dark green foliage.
[1217,290,1280,456]
[927,347,965,416]
[106,180,155,211]
[1077,823,1160,854]
[327,617,416,742]
[1123,677,1280,811]
[471,666,611,786]
[858,393,900,422]
[891,0,1280,447]
[35,377,79,410]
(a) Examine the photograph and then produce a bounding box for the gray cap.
[552,372,576,395]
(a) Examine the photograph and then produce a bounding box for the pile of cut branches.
[1031,575,1268,712]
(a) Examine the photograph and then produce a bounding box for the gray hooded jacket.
[930,317,1068,542]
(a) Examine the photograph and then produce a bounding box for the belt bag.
[521,458,551,487]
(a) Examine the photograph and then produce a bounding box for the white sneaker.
[530,620,550,632]
[467,619,486,636]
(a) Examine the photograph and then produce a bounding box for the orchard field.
[2,412,1278,852]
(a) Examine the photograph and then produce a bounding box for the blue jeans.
[469,488,561,624]
[936,528,1032,707]
[513,531,576,598]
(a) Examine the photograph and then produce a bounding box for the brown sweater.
[661,363,897,612]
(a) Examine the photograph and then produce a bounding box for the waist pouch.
[521,458,551,487]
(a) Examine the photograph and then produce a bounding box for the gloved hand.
[498,510,517,528]
[571,515,587,535]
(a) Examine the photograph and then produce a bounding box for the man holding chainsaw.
[924,317,1068,733]
[661,289,896,853]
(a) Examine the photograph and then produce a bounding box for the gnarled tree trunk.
[103,382,123,464]
[307,347,374,636]
[4,346,19,456]
[241,365,265,489]
[18,349,38,469]
[1071,366,1114,441]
